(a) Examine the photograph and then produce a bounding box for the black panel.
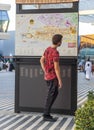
[14,56,77,115]
[19,65,71,109]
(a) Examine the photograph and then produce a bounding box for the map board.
[16,13,78,56]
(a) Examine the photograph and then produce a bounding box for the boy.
[40,34,63,122]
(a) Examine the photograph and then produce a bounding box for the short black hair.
[87,57,90,61]
[52,34,63,45]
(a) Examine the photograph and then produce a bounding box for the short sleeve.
[43,48,49,57]
[53,51,59,62]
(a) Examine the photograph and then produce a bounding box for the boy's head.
[87,58,90,61]
[52,34,63,46]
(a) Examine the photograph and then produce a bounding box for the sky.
[79,22,94,35]
[79,0,94,35]
[0,0,94,35]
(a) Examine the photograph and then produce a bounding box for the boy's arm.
[54,61,62,88]
[40,55,45,72]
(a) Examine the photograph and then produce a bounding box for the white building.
[0,4,11,39]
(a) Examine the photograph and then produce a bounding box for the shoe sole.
[43,118,57,122]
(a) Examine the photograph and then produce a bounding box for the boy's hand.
[58,80,63,89]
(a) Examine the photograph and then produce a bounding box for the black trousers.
[44,78,58,116]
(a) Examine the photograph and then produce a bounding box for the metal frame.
[15,56,77,115]
[15,1,78,115]
[16,1,78,14]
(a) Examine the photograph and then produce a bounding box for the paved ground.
[0,70,94,130]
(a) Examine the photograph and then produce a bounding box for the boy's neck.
[51,44,58,49]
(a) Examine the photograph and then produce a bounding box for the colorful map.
[16,13,78,56]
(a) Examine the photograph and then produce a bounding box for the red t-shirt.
[43,47,59,80]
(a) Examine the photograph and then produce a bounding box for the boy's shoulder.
[44,46,59,56]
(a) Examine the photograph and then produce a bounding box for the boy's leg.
[43,78,58,116]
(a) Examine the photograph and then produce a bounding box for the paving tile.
[0,71,94,130]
